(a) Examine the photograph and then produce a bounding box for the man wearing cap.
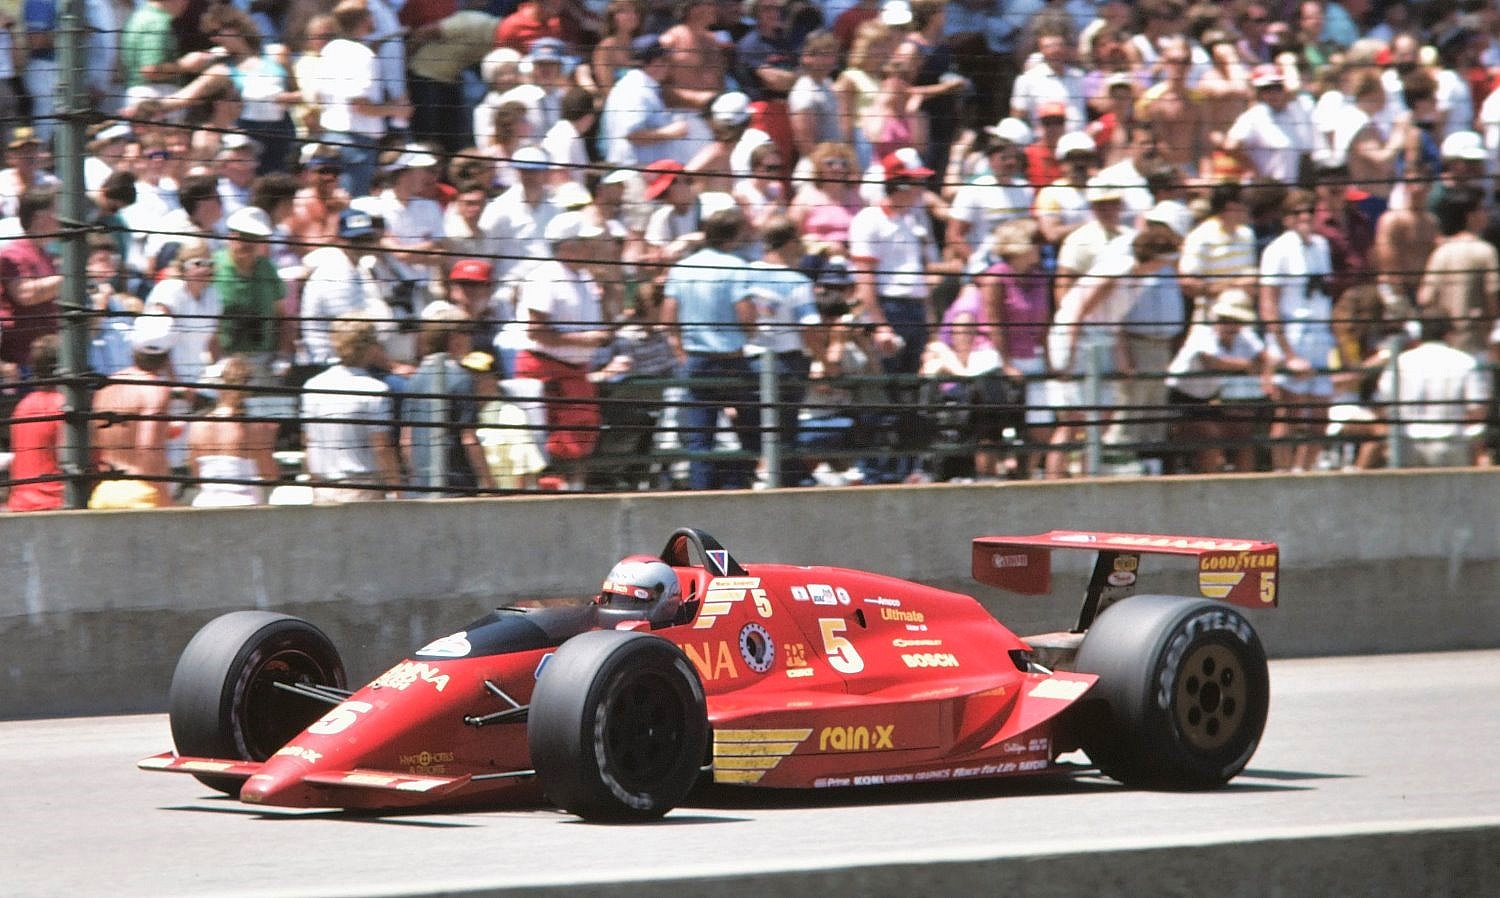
[496,37,572,140]
[514,211,613,472]
[479,146,563,283]
[0,129,60,220]
[374,147,447,311]
[402,306,498,495]
[300,208,395,367]
[946,118,1035,263]
[1054,174,1135,305]
[1224,63,1317,183]
[641,160,703,265]
[600,35,691,167]
[1164,293,1272,473]
[213,205,288,375]
[442,258,504,356]
[1428,131,1491,215]
[0,188,61,374]
[1035,131,1097,248]
[405,4,503,151]
[301,312,403,502]
[661,207,761,490]
[89,313,179,509]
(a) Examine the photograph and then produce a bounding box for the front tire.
[528,630,708,822]
[1073,595,1268,788]
[168,611,346,794]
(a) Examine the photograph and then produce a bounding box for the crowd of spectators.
[3,0,1500,509]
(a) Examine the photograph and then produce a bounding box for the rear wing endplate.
[973,530,1278,630]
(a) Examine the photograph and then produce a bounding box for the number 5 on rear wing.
[972,530,1279,631]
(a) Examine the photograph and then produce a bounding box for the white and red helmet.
[597,555,683,626]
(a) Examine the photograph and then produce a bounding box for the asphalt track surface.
[8,650,1500,898]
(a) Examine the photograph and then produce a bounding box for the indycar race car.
[140,527,1279,821]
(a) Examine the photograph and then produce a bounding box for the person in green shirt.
[213,206,287,378]
[120,0,199,92]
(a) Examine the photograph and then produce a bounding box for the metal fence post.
[1384,334,1403,469]
[57,0,92,508]
[1084,340,1105,476]
[757,348,779,488]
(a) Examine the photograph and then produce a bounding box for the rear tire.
[528,630,708,822]
[1073,595,1268,788]
[168,611,346,794]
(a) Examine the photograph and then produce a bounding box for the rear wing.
[972,530,1278,630]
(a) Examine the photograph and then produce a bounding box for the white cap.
[1440,130,1487,161]
[544,210,604,243]
[1085,174,1124,204]
[1055,131,1097,159]
[225,206,273,237]
[880,0,913,26]
[698,191,739,218]
[552,181,593,209]
[387,149,438,171]
[511,146,552,171]
[130,312,176,354]
[710,91,752,127]
[985,117,1034,146]
[601,168,636,186]
[1143,200,1193,237]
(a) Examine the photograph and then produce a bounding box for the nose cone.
[239,762,322,807]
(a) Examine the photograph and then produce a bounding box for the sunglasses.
[184,258,215,270]
[313,165,342,175]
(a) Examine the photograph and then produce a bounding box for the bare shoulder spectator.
[1416,186,1499,357]
[187,355,279,506]
[89,313,178,509]
[590,0,645,97]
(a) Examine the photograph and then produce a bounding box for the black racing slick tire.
[168,611,346,794]
[1073,595,1269,789]
[528,629,708,822]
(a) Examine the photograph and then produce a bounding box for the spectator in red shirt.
[5,334,66,512]
[0,187,62,373]
[1025,101,1069,189]
[495,0,578,53]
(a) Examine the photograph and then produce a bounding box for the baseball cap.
[337,207,380,239]
[815,257,855,289]
[1143,200,1193,237]
[1211,291,1257,323]
[710,91,752,127]
[1036,100,1069,121]
[881,147,934,181]
[1054,131,1097,159]
[1440,130,1487,161]
[985,117,1034,146]
[601,168,636,186]
[529,37,566,63]
[1085,174,1124,204]
[1251,64,1284,88]
[643,159,686,200]
[511,146,551,171]
[94,123,133,143]
[130,313,176,355]
[449,258,493,283]
[386,148,438,171]
[8,127,39,150]
[544,210,605,243]
[225,206,273,238]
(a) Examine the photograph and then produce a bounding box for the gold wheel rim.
[1174,643,1246,752]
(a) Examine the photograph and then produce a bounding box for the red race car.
[140,527,1279,821]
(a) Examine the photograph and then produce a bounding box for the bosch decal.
[901,652,959,668]
[738,623,776,673]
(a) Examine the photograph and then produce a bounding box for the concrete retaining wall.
[5,470,1500,719]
